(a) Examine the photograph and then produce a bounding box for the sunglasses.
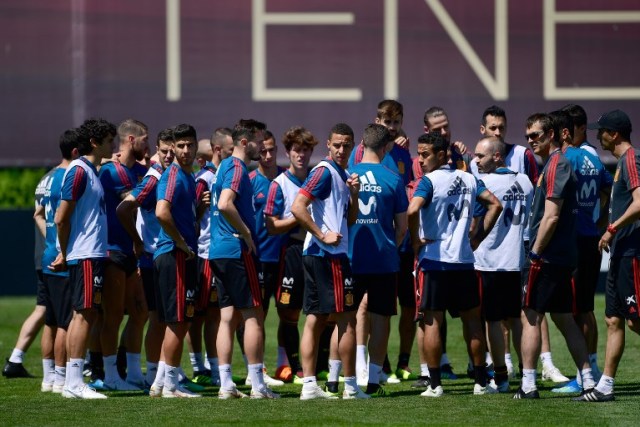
[525,130,545,141]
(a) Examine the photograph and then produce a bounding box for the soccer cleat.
[420,385,444,397]
[411,376,431,389]
[88,378,108,391]
[324,381,339,396]
[52,383,65,394]
[250,387,281,399]
[41,382,54,392]
[104,377,142,391]
[179,378,206,392]
[513,387,540,399]
[495,379,510,393]
[125,377,145,389]
[395,367,418,381]
[218,386,249,399]
[343,388,371,399]
[2,359,34,378]
[162,385,202,398]
[365,384,388,397]
[293,375,303,385]
[274,365,293,383]
[440,364,458,380]
[300,384,339,400]
[192,369,211,379]
[192,374,213,386]
[316,370,329,381]
[63,385,108,399]
[541,365,570,383]
[245,369,285,387]
[551,379,582,393]
[573,388,615,402]
[474,382,499,395]
[380,370,400,384]
[149,384,163,398]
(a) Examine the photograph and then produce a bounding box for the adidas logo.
[503,181,526,201]
[447,176,471,196]
[359,171,382,193]
[580,156,599,176]
[256,192,265,199]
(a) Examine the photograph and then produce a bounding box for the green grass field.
[1,295,640,426]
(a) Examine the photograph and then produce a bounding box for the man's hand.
[48,253,68,272]
[346,173,360,198]
[176,240,195,260]
[322,231,343,246]
[395,135,410,150]
[598,231,613,253]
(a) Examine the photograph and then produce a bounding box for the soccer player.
[348,124,408,396]
[515,113,596,399]
[576,110,639,402]
[98,119,149,390]
[407,132,502,397]
[50,118,116,399]
[291,123,366,400]
[210,119,279,399]
[116,128,175,389]
[472,136,534,392]
[264,126,318,383]
[151,124,202,398]
[34,129,80,393]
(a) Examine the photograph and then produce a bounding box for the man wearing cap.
[577,110,640,402]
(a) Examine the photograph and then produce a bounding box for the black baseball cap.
[587,109,632,133]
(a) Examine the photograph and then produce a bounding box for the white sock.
[356,345,367,374]
[302,376,317,389]
[54,365,66,387]
[328,359,342,382]
[521,369,537,393]
[440,353,450,366]
[576,368,582,386]
[164,364,179,391]
[177,366,187,382]
[596,374,614,395]
[125,353,143,382]
[540,352,553,369]
[153,361,166,387]
[277,346,289,368]
[485,352,493,366]
[248,363,265,391]
[103,355,119,383]
[69,358,85,389]
[9,348,25,364]
[190,352,205,372]
[42,359,55,384]
[145,361,158,385]
[203,355,211,370]
[368,362,382,385]
[580,368,595,390]
[344,375,358,392]
[420,363,430,377]
[207,357,219,379]
[219,364,234,390]
[505,353,514,370]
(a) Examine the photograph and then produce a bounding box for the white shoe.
[218,386,249,399]
[343,387,371,399]
[380,370,401,384]
[149,384,163,398]
[542,366,570,383]
[250,387,281,399]
[420,385,444,397]
[300,385,339,400]
[245,369,285,387]
[63,385,108,399]
[162,385,202,398]
[41,381,54,392]
[52,383,65,394]
[357,369,369,387]
[474,382,499,395]
[104,377,142,391]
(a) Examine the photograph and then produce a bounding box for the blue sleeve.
[132,175,158,209]
[98,163,116,194]
[413,176,433,206]
[473,178,489,217]
[157,167,179,204]
[301,167,332,200]
[61,166,87,201]
[602,168,613,187]
[264,181,284,217]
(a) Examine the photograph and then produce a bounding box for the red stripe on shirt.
[136,176,158,204]
[546,154,559,196]
[626,148,640,190]
[355,144,364,164]
[264,182,280,216]
[176,251,185,322]
[231,159,243,193]
[524,149,539,185]
[302,167,326,199]
[114,162,134,190]
[165,166,178,202]
[195,179,208,200]
[71,167,86,201]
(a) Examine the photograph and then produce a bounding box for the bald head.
[474,136,505,174]
[196,138,212,168]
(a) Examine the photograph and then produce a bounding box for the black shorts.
[43,274,72,328]
[522,261,574,313]
[36,269,46,306]
[478,271,521,321]
[605,256,640,320]
[107,250,138,277]
[397,250,417,308]
[417,268,480,313]
[196,257,219,313]
[572,236,601,313]
[354,273,397,316]
[303,255,359,315]
[260,259,283,309]
[69,258,105,311]
[276,242,304,310]
[154,250,198,323]
[212,250,262,310]
[140,265,156,312]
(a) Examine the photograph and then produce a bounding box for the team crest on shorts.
[186,303,195,318]
[94,290,102,305]
[210,288,218,303]
[280,292,291,305]
[345,292,354,307]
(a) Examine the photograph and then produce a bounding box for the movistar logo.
[580,156,599,176]
[447,176,471,196]
[503,181,527,201]
[359,171,382,193]
[358,195,377,216]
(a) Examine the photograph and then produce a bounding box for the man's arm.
[472,189,503,249]
[50,200,76,271]
[116,195,144,258]
[34,205,46,238]
[407,196,426,255]
[531,197,563,256]
[156,199,195,259]
[346,173,360,226]
[291,192,341,246]
[265,215,298,235]
[599,187,640,253]
[394,211,408,246]
[217,188,256,254]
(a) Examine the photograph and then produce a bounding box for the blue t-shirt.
[154,163,197,258]
[348,163,408,274]
[250,167,285,262]
[349,143,413,186]
[210,157,257,260]
[99,161,147,254]
[131,162,164,268]
[41,167,68,277]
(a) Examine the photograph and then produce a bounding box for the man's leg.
[519,308,543,395]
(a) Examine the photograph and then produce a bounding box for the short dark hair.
[328,123,354,141]
[281,126,318,152]
[157,128,174,145]
[482,105,507,126]
[362,123,391,151]
[211,127,232,148]
[560,103,587,127]
[549,110,574,143]
[264,130,275,141]
[78,118,116,155]
[232,119,267,145]
[377,100,403,120]
[117,118,148,140]
[525,113,553,133]
[417,132,449,153]
[59,128,81,160]
[172,124,197,142]
[423,106,447,126]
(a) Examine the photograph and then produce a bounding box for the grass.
[1,295,640,426]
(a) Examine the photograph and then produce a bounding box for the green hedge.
[0,168,50,209]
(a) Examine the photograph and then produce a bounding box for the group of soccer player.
[3,100,640,403]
